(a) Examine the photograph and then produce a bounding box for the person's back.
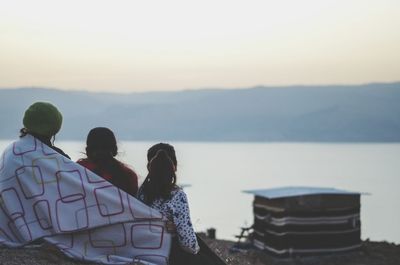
[77,127,138,197]
[139,184,199,254]
[138,143,201,264]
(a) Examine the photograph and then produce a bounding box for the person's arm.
[171,190,200,254]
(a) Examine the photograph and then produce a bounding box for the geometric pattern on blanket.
[0,135,171,265]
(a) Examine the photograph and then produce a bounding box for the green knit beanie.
[23,102,63,137]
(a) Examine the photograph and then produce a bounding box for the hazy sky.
[1,0,399,92]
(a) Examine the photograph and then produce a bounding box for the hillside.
[0,83,399,141]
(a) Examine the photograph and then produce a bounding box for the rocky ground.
[202,237,400,265]
[0,238,399,265]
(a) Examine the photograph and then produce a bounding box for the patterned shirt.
[138,187,200,254]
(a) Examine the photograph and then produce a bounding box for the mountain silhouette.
[1,82,399,142]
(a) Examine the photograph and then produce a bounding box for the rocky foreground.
[0,238,399,265]
[202,238,400,265]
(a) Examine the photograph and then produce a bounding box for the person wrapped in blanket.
[77,127,139,197]
[20,101,70,159]
[138,143,202,264]
[17,101,69,246]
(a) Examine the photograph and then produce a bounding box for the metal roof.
[243,186,366,199]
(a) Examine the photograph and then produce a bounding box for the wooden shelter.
[244,187,364,257]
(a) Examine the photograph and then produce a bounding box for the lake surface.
[1,140,399,243]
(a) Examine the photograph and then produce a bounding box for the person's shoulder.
[119,161,138,177]
[171,186,184,194]
[51,146,71,159]
[77,158,96,170]
[77,158,89,164]
[171,187,188,203]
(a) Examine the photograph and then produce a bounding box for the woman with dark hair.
[138,143,201,263]
[77,127,138,197]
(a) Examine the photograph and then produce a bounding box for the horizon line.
[0,80,399,95]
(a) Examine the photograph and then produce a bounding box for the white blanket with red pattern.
[0,135,171,264]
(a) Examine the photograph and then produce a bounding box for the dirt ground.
[0,238,399,265]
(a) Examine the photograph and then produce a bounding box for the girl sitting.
[78,127,138,197]
[138,143,200,263]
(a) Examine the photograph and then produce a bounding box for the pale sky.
[1,0,399,92]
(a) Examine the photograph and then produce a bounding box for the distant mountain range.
[1,82,400,142]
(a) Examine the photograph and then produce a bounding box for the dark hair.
[19,128,28,138]
[86,127,118,158]
[147,143,177,168]
[85,127,134,192]
[141,143,177,204]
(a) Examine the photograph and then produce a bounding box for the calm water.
[1,140,399,243]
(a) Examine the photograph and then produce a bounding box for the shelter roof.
[243,186,367,199]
